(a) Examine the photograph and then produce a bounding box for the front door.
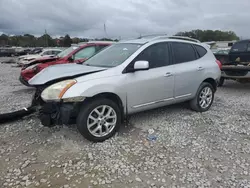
[124,42,175,113]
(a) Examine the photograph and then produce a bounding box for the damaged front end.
[39,102,81,127]
[36,79,86,127]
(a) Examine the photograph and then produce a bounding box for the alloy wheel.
[87,105,117,137]
[199,87,213,109]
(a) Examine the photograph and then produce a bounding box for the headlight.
[41,80,77,102]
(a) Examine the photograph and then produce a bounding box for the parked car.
[0,48,15,57]
[14,48,32,56]
[218,39,250,86]
[229,40,250,62]
[214,49,230,55]
[19,41,114,86]
[29,36,221,142]
[29,48,43,54]
[17,48,62,65]
[213,49,230,65]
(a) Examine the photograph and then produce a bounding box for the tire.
[218,77,225,87]
[189,82,215,112]
[77,98,121,142]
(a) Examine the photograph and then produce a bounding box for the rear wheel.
[189,82,214,112]
[77,98,121,142]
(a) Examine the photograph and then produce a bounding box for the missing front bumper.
[39,102,79,127]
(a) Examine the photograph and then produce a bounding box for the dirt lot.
[0,59,250,188]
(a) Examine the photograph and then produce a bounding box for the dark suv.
[229,40,250,62]
[219,40,250,86]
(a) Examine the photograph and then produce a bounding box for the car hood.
[28,63,107,85]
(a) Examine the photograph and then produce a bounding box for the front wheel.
[189,82,215,112]
[77,98,121,142]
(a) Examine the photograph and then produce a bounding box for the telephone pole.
[104,22,108,38]
[45,29,48,47]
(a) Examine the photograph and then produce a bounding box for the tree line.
[175,29,240,42]
[0,30,240,47]
[0,34,118,47]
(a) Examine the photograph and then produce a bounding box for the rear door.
[171,42,202,100]
[229,41,250,62]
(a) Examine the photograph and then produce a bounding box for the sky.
[0,0,249,39]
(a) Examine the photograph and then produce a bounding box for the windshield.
[84,43,142,67]
[57,46,79,58]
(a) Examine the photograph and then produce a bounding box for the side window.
[42,51,51,56]
[172,42,197,64]
[194,45,207,58]
[135,43,170,68]
[231,41,248,52]
[53,50,61,55]
[74,46,96,60]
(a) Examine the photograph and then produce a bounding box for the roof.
[74,41,116,46]
[42,48,62,51]
[87,41,116,44]
[119,35,201,45]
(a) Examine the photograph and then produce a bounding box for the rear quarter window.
[194,45,207,58]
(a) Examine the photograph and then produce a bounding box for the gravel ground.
[0,58,250,188]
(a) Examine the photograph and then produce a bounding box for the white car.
[18,49,62,65]
[30,35,221,142]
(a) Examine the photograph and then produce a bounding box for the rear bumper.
[39,102,80,127]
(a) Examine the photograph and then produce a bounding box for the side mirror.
[134,60,149,71]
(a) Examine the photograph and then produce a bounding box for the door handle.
[197,67,204,71]
[164,72,173,77]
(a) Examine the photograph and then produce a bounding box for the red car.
[19,41,114,86]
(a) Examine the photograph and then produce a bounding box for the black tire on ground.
[189,82,215,112]
[218,77,225,87]
[77,98,121,142]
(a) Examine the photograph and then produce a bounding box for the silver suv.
[31,36,221,142]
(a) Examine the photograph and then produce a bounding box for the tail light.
[216,60,222,69]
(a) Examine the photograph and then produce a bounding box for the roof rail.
[137,34,168,39]
[166,36,200,43]
[137,34,200,43]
